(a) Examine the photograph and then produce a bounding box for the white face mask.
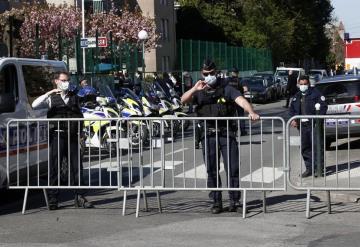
[204,75,217,87]
[299,84,309,93]
[58,81,69,91]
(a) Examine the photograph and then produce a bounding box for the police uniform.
[193,79,241,206]
[226,76,246,135]
[46,93,85,205]
[289,87,327,174]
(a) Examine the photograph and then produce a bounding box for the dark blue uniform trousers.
[202,134,240,203]
[300,124,324,172]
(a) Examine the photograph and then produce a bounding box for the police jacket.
[47,94,83,136]
[289,87,327,117]
[193,79,241,131]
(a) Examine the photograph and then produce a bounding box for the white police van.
[0,58,67,188]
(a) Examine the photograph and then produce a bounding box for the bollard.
[315,103,322,177]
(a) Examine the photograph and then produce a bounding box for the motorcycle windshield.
[143,83,161,104]
[153,80,172,99]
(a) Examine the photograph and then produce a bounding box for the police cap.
[202,59,216,71]
[230,67,239,73]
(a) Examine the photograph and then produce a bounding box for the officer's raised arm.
[31,88,61,109]
[181,80,208,104]
[234,96,260,121]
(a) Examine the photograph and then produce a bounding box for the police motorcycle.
[77,86,120,151]
[153,79,190,132]
[140,83,163,137]
[111,86,149,147]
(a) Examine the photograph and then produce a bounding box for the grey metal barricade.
[6,118,124,214]
[287,115,360,218]
[118,116,286,218]
[6,116,285,218]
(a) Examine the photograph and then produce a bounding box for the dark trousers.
[300,124,324,171]
[202,135,240,203]
[48,132,84,204]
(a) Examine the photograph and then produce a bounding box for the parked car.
[241,77,273,103]
[315,75,360,149]
[254,72,281,99]
[309,69,328,80]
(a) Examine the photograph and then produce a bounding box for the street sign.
[80,37,108,48]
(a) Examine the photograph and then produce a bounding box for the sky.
[332,0,360,38]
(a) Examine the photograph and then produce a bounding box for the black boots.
[74,195,94,209]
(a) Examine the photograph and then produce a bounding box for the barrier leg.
[136,189,141,218]
[306,189,311,219]
[242,190,247,219]
[327,190,331,214]
[43,189,49,210]
[22,188,29,215]
[263,191,267,214]
[122,190,127,216]
[156,190,162,213]
[142,191,148,212]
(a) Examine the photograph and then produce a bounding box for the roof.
[318,75,360,84]
[0,57,66,66]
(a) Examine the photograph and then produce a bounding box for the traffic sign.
[80,37,108,48]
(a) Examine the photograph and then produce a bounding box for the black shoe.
[210,203,223,214]
[49,203,58,211]
[228,202,239,212]
[195,143,200,149]
[74,195,94,209]
[301,170,313,178]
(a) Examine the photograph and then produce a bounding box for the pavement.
[2,99,360,246]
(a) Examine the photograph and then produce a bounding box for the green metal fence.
[177,39,273,72]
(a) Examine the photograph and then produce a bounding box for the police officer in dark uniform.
[289,75,327,178]
[32,72,93,210]
[181,60,259,214]
[226,67,248,136]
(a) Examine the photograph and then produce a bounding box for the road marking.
[290,136,301,146]
[175,165,283,183]
[165,148,189,156]
[175,163,225,179]
[241,167,284,183]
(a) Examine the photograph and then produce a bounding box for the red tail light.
[355,96,360,102]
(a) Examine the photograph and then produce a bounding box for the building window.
[161,18,170,41]
[160,0,168,6]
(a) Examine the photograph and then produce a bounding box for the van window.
[0,64,18,113]
[22,65,65,107]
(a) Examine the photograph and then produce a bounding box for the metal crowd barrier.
[287,115,360,218]
[6,116,286,218]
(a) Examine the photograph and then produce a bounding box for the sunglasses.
[202,71,216,76]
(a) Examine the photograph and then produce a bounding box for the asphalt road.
[3,99,360,247]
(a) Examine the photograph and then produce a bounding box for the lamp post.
[82,0,86,75]
[138,30,149,84]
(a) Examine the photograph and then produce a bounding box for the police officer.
[32,72,93,210]
[181,60,259,214]
[289,75,327,178]
[226,67,248,136]
[284,70,298,108]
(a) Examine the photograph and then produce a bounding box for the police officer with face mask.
[289,75,327,178]
[32,72,93,210]
[181,59,259,214]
